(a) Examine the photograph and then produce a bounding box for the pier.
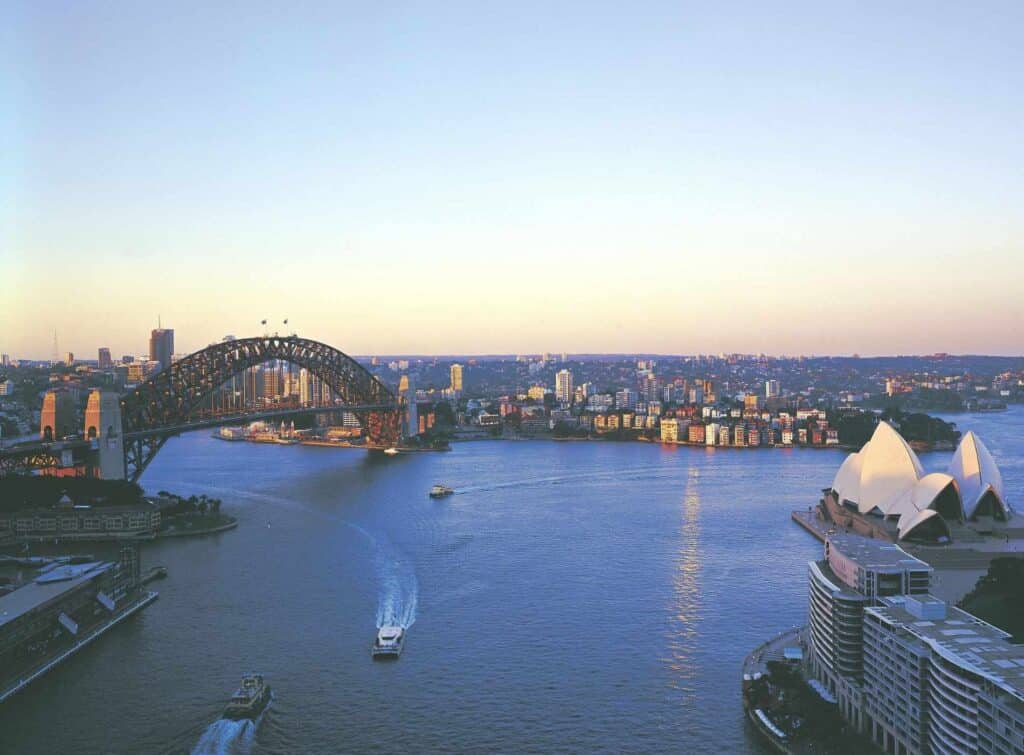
[0,590,158,704]
[791,509,829,542]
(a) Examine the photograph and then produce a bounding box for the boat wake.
[374,541,418,630]
[455,463,671,494]
[190,718,256,755]
[190,698,271,755]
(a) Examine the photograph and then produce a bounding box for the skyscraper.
[555,369,574,404]
[97,347,113,368]
[149,327,175,371]
[450,363,463,393]
[765,379,780,398]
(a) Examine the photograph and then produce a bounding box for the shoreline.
[156,516,238,539]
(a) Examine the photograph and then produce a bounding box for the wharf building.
[807,533,1024,754]
[0,543,156,702]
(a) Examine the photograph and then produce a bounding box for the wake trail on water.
[373,536,418,630]
[148,478,421,631]
[190,718,257,755]
[456,463,672,494]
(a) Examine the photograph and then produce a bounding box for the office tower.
[98,348,113,369]
[1,353,10,367]
[765,379,780,398]
[149,327,175,371]
[555,369,574,404]
[450,363,463,393]
[64,352,75,366]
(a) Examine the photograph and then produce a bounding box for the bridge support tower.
[84,390,127,479]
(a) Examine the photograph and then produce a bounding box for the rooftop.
[827,532,932,573]
[0,561,112,630]
[869,595,1024,704]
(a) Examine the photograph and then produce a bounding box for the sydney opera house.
[820,422,1014,544]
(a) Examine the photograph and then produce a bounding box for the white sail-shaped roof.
[855,422,924,515]
[832,450,864,506]
[897,508,948,541]
[948,432,1008,519]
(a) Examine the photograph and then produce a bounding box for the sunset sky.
[3,1,1022,358]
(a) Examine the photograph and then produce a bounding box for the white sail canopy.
[830,422,1005,540]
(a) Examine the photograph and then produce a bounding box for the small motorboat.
[372,625,405,658]
[383,447,400,456]
[429,484,454,498]
[222,673,271,720]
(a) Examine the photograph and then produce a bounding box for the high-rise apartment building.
[808,533,1024,754]
[765,379,780,398]
[555,369,574,405]
[149,328,175,371]
[450,363,463,393]
[97,348,113,369]
[64,352,75,366]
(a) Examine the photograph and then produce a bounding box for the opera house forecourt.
[819,422,1014,544]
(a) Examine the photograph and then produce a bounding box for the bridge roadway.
[121,402,396,439]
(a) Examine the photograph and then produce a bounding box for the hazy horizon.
[4,2,1022,358]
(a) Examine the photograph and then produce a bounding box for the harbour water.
[1,408,1022,753]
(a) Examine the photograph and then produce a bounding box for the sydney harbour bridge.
[0,336,404,482]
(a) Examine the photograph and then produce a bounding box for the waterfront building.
[824,423,1012,544]
[688,424,705,444]
[0,544,152,702]
[719,425,731,446]
[660,418,682,443]
[807,532,1024,754]
[0,500,161,541]
[555,369,574,405]
[148,328,174,371]
[864,596,1024,755]
[807,534,932,728]
[450,363,463,393]
[615,389,636,410]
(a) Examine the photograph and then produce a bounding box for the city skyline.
[6,2,1023,357]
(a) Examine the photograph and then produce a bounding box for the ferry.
[372,626,405,658]
[222,673,272,720]
[429,484,454,498]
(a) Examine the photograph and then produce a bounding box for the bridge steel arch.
[120,336,400,481]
